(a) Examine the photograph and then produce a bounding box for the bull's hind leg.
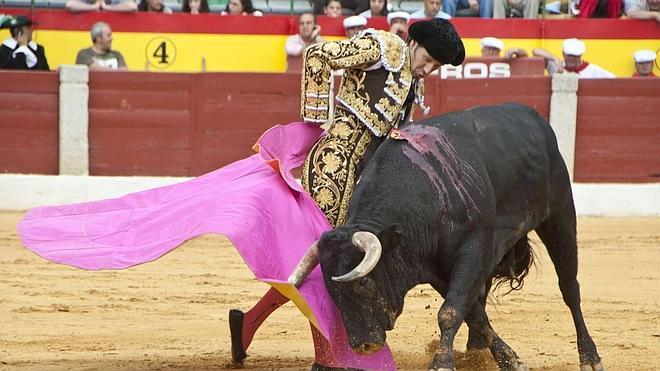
[535,205,604,371]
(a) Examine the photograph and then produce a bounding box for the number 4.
[153,42,169,64]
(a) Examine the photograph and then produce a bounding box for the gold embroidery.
[300,30,422,226]
[316,188,335,209]
[322,152,341,174]
[302,108,374,227]
[300,29,415,136]
[331,121,352,139]
[300,34,381,122]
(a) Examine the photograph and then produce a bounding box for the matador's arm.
[300,34,382,123]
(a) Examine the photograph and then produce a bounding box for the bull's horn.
[332,231,382,282]
[287,241,319,287]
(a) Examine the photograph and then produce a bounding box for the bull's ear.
[378,224,402,249]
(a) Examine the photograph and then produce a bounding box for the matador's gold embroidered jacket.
[300,29,428,137]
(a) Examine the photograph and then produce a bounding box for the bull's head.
[317,225,403,354]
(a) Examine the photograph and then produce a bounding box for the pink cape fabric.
[17,122,395,370]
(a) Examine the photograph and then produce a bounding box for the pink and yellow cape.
[17,122,395,370]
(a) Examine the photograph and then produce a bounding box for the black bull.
[313,103,603,370]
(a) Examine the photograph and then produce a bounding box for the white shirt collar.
[2,37,38,50]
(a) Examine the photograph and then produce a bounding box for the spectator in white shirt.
[624,0,660,21]
[533,38,615,79]
[410,0,452,19]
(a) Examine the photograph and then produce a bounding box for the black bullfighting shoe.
[229,309,247,364]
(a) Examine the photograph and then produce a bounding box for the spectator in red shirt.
[578,0,622,18]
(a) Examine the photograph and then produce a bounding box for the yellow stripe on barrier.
[3,29,657,76]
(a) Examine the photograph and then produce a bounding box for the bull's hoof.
[580,362,605,371]
[229,309,247,365]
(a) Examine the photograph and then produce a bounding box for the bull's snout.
[352,342,384,354]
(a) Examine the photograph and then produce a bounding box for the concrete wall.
[2,174,658,216]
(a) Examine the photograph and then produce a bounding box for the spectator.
[358,0,389,17]
[138,0,173,13]
[387,11,411,39]
[480,36,503,57]
[443,0,493,18]
[578,0,622,17]
[493,0,538,18]
[65,0,137,13]
[624,0,660,21]
[343,15,367,37]
[632,49,657,77]
[75,22,127,70]
[532,38,615,78]
[221,0,264,15]
[285,13,325,57]
[479,37,529,59]
[410,0,452,18]
[0,15,49,70]
[183,0,210,13]
[324,0,343,16]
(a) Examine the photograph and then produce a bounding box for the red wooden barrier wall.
[89,72,192,176]
[574,78,660,183]
[189,73,300,175]
[0,71,59,175]
[87,73,551,176]
[88,72,300,176]
[2,70,658,183]
[429,76,551,119]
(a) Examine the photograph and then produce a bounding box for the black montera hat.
[0,15,34,30]
[408,19,465,66]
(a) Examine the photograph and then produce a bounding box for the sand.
[1,211,658,370]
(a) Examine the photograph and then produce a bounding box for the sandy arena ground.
[1,211,658,370]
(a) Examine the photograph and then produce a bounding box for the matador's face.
[409,40,441,79]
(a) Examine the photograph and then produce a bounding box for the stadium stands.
[3,0,423,13]
[1,0,49,8]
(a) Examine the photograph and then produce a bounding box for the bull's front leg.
[429,235,489,371]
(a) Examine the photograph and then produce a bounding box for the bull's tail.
[491,236,535,295]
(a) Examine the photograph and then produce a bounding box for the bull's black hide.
[317,103,603,371]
